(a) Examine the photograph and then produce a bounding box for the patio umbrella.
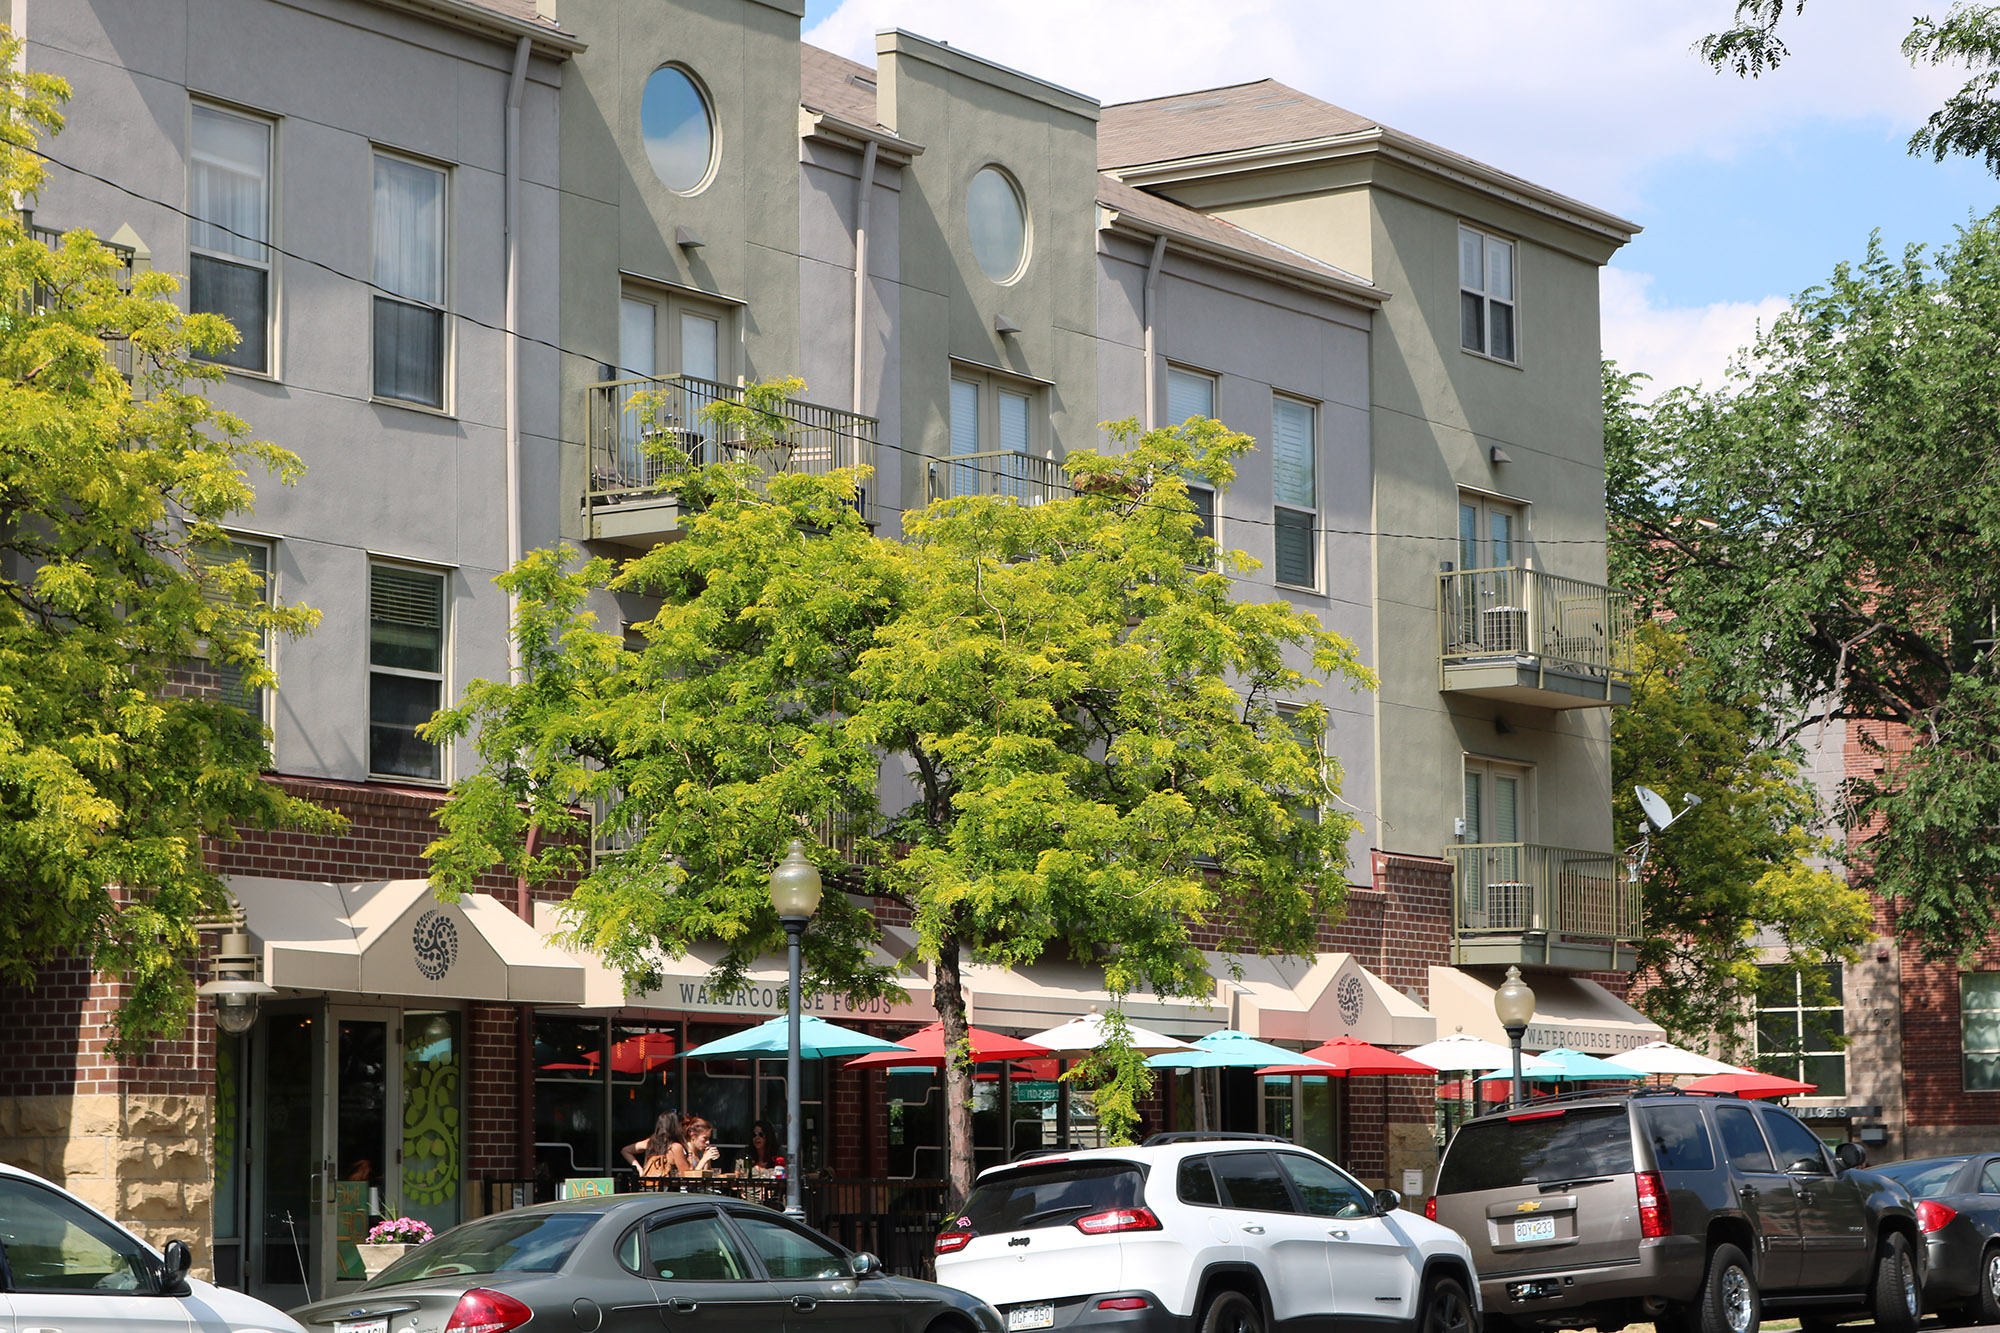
[1145,1029,1321,1070]
[842,1021,1055,1069]
[588,1031,680,1074]
[1301,1037,1439,1075]
[1473,1053,1567,1081]
[682,1015,909,1061]
[1399,1033,1523,1071]
[1611,1041,1744,1077]
[1490,1048,1644,1081]
[1025,1011,1193,1059]
[1684,1069,1817,1099]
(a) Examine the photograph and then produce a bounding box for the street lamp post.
[768,840,822,1221]
[1493,965,1536,1110]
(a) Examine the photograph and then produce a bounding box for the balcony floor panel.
[1441,659,1632,709]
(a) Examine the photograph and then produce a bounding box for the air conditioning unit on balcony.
[1482,882,1536,931]
[1482,606,1529,655]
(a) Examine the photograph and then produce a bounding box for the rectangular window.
[1756,964,1846,1096]
[1966,973,2000,1091]
[945,367,1046,502]
[1462,759,1529,930]
[372,153,447,408]
[1168,368,1218,546]
[369,563,446,781]
[1460,225,1517,362]
[1277,704,1322,826]
[1271,396,1316,587]
[196,538,272,723]
[189,103,272,373]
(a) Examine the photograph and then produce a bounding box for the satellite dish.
[1634,786,1674,828]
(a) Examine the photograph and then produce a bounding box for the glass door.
[326,1006,397,1296]
[247,1006,323,1310]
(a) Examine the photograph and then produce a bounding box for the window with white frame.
[1459,225,1516,362]
[616,288,733,480]
[947,367,1039,500]
[372,153,448,408]
[1462,758,1531,930]
[1756,964,1846,1096]
[1967,973,2000,1091]
[1458,493,1523,572]
[1271,395,1317,587]
[189,103,273,373]
[196,538,273,724]
[1166,367,1218,546]
[369,564,448,781]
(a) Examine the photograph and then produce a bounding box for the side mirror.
[1373,1188,1402,1215]
[1835,1141,1868,1171]
[1786,1156,1830,1176]
[159,1239,192,1295]
[850,1251,882,1278]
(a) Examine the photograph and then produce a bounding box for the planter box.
[357,1242,412,1278]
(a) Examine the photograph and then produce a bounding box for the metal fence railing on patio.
[1444,842,1639,945]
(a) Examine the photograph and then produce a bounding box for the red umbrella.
[590,1031,679,1075]
[1685,1070,1817,1099]
[1298,1037,1438,1076]
[844,1021,1054,1069]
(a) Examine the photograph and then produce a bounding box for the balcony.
[1444,842,1639,973]
[1438,567,1636,709]
[926,450,1072,506]
[21,211,136,378]
[585,375,878,548]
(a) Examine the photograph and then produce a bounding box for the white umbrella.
[1400,1033,1523,1071]
[1025,1011,1194,1059]
[1612,1040,1743,1076]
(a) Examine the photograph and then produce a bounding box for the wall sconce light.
[198,931,275,1036]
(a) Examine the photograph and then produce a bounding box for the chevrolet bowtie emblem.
[1516,1201,1541,1212]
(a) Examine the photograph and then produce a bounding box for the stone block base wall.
[0,1093,215,1278]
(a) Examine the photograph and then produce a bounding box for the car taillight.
[1917,1200,1958,1233]
[1636,1170,1671,1239]
[935,1230,973,1254]
[1098,1298,1151,1310]
[1424,1196,1438,1221]
[1074,1207,1162,1235]
[443,1289,534,1333]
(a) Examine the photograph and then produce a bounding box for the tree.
[425,404,1374,1199]
[0,35,335,1052]
[1702,2,2000,176]
[1604,212,2000,959]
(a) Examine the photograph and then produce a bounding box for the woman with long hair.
[665,1115,721,1176]
[746,1119,777,1170]
[621,1110,685,1179]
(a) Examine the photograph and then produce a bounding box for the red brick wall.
[0,955,215,1100]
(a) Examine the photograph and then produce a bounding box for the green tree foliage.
[426,404,1374,1197]
[0,36,335,1053]
[1702,2,2000,175]
[1605,211,2000,959]
[1612,621,1869,1054]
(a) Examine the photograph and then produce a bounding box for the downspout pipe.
[505,35,531,683]
[1141,233,1168,431]
[851,139,879,413]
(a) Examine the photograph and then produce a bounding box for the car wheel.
[1200,1290,1264,1333]
[1696,1243,1759,1333]
[1421,1276,1474,1333]
[1869,1232,1920,1333]
[1980,1246,2000,1326]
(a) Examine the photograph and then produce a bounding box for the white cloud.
[1599,267,1788,398]
[805,0,1965,214]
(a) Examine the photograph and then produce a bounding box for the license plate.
[337,1321,388,1333]
[1008,1303,1055,1331]
[1512,1216,1556,1242]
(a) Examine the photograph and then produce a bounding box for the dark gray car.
[291,1193,1003,1333]
[1428,1090,1922,1333]
[1874,1152,2000,1324]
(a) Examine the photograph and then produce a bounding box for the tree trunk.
[934,937,977,1205]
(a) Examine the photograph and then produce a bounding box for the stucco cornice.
[369,0,584,56]
[1098,207,1384,309]
[798,108,923,164]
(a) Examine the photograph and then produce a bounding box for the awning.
[1427,966,1663,1055]
[1220,953,1436,1048]
[959,959,1227,1041]
[532,902,938,1023]
[228,875,586,1004]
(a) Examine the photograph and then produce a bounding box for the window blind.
[1167,369,1213,424]
[370,566,443,673]
[949,379,979,497]
[1272,398,1315,510]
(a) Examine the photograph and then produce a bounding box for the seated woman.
[745,1119,777,1172]
[621,1111,686,1180]
[665,1116,722,1177]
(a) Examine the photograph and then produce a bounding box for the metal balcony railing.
[587,375,878,524]
[20,210,137,378]
[591,793,879,871]
[927,450,1072,506]
[1444,842,1639,945]
[1439,566,1636,684]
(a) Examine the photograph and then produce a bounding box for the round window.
[641,65,714,193]
[967,166,1027,283]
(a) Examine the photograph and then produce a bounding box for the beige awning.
[960,959,1228,1041]
[229,875,586,1005]
[1427,965,1663,1055]
[532,902,938,1022]
[1220,953,1436,1048]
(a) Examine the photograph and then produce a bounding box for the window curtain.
[950,379,979,497]
[679,312,720,382]
[190,106,268,260]
[373,156,444,304]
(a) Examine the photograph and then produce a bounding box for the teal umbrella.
[1476,1048,1642,1081]
[1146,1029,1325,1070]
[681,1015,908,1060]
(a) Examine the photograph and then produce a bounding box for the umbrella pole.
[1056,1060,1070,1149]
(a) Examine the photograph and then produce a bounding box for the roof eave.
[1098,207,1385,308]
[799,108,924,162]
[370,0,584,56]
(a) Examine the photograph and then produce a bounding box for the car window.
[1643,1103,1717,1173]
[1758,1107,1831,1175]
[1984,1160,2000,1194]
[0,1177,154,1293]
[646,1211,752,1282]
[1178,1156,1221,1206]
[958,1161,1148,1234]
[374,1211,594,1285]
[1713,1104,1775,1174]
[1278,1154,1374,1219]
[1878,1157,1968,1197]
[729,1212,848,1280]
[1436,1106,1634,1194]
[1211,1152,1297,1213]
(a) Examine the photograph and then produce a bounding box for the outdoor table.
[625,1173,788,1209]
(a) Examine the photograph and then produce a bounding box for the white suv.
[934,1133,1480,1333]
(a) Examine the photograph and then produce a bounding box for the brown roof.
[801,43,887,130]
[1099,80,1379,170]
[1097,174,1374,298]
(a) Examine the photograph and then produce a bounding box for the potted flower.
[358,1216,435,1278]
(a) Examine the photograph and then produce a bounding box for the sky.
[800,0,2000,399]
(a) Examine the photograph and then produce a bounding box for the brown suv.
[1428,1090,1921,1333]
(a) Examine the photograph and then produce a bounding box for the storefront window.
[213,1031,243,1287]
[536,1016,609,1179]
[1261,1075,1296,1141]
[611,1022,681,1168]
[401,1012,460,1235]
